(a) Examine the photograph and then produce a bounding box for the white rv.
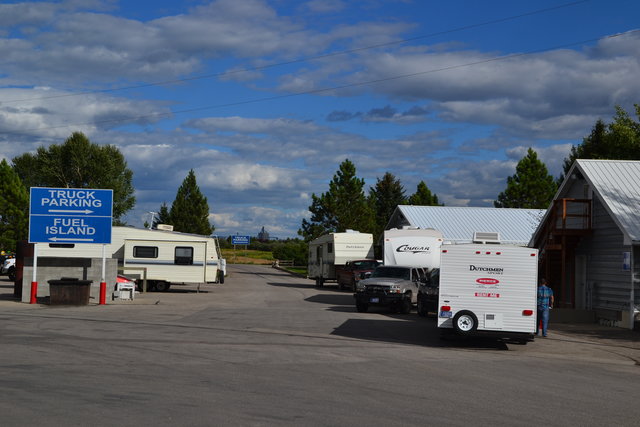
[37,226,226,291]
[437,232,538,340]
[308,231,374,287]
[383,227,443,269]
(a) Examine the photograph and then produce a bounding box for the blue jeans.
[536,307,549,336]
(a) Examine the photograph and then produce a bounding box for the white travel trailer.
[383,227,443,269]
[37,226,226,291]
[437,232,538,340]
[308,231,374,287]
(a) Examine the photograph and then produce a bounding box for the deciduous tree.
[12,132,135,223]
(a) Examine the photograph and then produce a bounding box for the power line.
[9,28,638,136]
[1,0,589,104]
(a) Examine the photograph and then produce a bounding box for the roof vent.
[473,231,500,244]
[157,224,174,231]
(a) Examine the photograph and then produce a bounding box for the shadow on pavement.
[331,317,508,350]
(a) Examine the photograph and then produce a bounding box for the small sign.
[29,187,113,244]
[232,235,251,245]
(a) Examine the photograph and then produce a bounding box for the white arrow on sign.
[48,237,95,242]
[48,209,94,214]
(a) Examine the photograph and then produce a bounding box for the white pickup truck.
[353,265,427,314]
[1,257,16,281]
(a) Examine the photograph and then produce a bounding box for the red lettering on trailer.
[474,292,500,298]
[476,278,500,285]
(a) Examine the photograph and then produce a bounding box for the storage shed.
[530,159,640,329]
[386,205,545,246]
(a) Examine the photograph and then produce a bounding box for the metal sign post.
[28,187,113,305]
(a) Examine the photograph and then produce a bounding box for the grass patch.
[222,249,275,264]
[285,267,308,276]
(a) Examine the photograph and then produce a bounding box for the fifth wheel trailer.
[36,226,226,291]
[308,231,374,287]
[437,234,538,340]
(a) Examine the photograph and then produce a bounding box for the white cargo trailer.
[37,226,226,291]
[383,227,443,269]
[437,233,537,340]
[308,231,374,287]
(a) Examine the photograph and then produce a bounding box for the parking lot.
[1,264,639,426]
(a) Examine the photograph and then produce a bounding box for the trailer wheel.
[155,281,170,292]
[218,270,225,284]
[8,266,16,281]
[452,310,478,335]
[356,302,368,313]
[315,277,324,288]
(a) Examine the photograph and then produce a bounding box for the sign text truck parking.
[29,188,113,244]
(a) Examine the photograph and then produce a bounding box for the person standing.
[536,278,554,337]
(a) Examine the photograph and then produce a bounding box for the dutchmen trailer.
[37,226,226,291]
[383,227,443,269]
[308,231,374,287]
[437,232,537,340]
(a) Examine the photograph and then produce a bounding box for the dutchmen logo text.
[469,265,503,275]
[396,244,430,254]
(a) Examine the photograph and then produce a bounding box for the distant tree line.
[300,104,640,242]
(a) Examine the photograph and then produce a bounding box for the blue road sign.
[232,235,251,245]
[29,187,113,244]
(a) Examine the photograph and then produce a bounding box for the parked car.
[353,265,427,314]
[1,257,16,281]
[336,259,380,291]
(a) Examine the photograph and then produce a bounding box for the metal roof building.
[387,205,545,246]
[531,159,640,330]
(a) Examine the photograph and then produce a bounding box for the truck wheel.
[453,310,478,335]
[417,297,427,317]
[400,297,412,314]
[8,266,16,281]
[356,302,368,313]
[351,279,357,292]
[155,281,170,292]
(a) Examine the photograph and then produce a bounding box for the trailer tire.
[8,266,16,281]
[356,302,368,313]
[452,310,478,335]
[218,270,225,284]
[155,281,170,292]
[315,277,323,288]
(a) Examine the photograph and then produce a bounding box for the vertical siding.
[634,246,640,305]
[577,197,631,311]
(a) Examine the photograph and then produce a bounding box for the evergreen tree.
[0,159,29,250]
[12,132,135,223]
[153,202,171,228]
[369,172,406,238]
[299,159,375,241]
[494,148,557,209]
[407,181,442,206]
[169,170,213,235]
[562,104,640,176]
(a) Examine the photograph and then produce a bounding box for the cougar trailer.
[308,231,374,287]
[383,227,443,269]
[437,236,537,339]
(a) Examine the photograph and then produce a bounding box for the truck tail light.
[522,310,534,316]
[441,305,451,312]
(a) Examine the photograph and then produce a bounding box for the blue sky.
[1,0,639,238]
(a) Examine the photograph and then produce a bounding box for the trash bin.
[48,277,92,305]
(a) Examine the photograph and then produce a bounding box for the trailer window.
[133,246,158,258]
[175,247,194,265]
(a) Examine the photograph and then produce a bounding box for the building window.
[327,243,333,253]
[133,246,158,258]
[175,246,194,265]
